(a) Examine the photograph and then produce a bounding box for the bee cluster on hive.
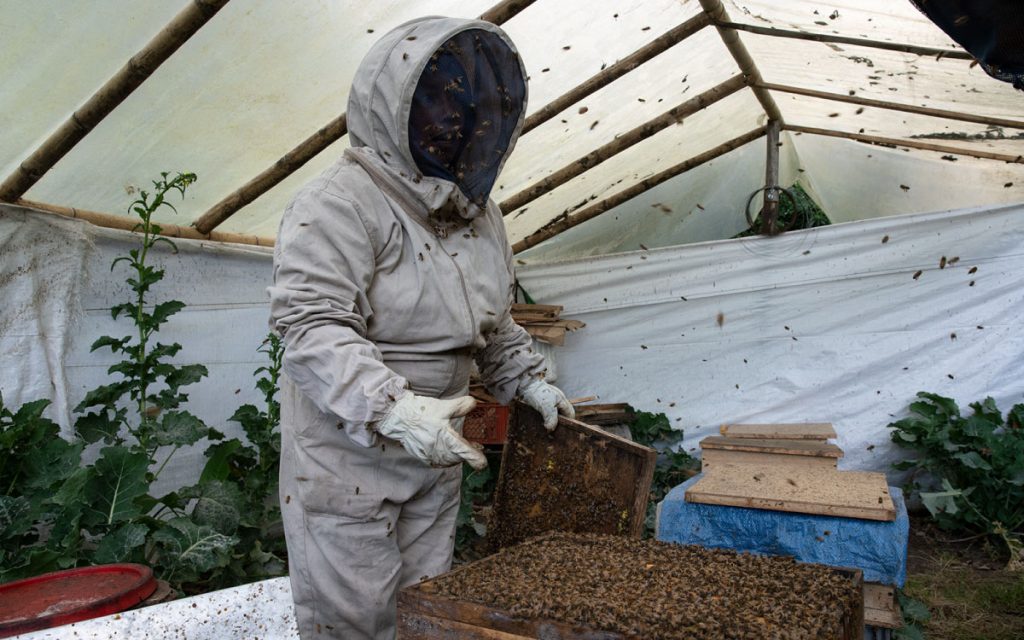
[428,532,861,639]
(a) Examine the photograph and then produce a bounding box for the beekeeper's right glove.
[376,392,487,470]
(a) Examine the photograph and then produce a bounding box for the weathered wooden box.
[398,534,865,639]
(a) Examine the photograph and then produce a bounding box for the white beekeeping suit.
[268,15,573,640]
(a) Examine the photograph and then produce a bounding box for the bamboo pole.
[14,199,275,248]
[522,13,711,134]
[717,21,972,60]
[193,0,534,235]
[762,120,781,234]
[759,82,1024,130]
[500,74,748,216]
[0,0,231,203]
[697,0,783,123]
[479,0,536,25]
[783,124,1024,164]
[511,127,767,253]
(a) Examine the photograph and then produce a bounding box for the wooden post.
[478,0,536,25]
[522,13,711,134]
[759,82,1024,130]
[761,120,781,235]
[500,74,748,216]
[0,0,231,203]
[192,0,534,235]
[784,124,1024,164]
[511,127,767,253]
[13,199,275,248]
[718,22,972,60]
[697,0,783,123]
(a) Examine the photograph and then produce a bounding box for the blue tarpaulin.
[656,475,909,586]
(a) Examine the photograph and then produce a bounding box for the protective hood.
[346,16,528,220]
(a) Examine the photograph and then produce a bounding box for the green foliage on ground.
[627,409,700,538]
[0,173,285,592]
[889,392,1024,563]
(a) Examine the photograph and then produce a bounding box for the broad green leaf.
[921,489,961,516]
[165,364,208,390]
[90,335,131,353]
[82,447,151,527]
[1008,404,1024,430]
[93,522,148,564]
[153,517,236,582]
[22,439,83,492]
[156,411,208,446]
[0,495,33,539]
[150,301,185,328]
[13,399,51,424]
[110,302,136,320]
[917,392,961,418]
[53,467,91,507]
[180,480,245,534]
[200,439,245,482]
[149,342,183,360]
[75,411,122,445]
[75,382,130,412]
[46,505,83,554]
[954,451,992,470]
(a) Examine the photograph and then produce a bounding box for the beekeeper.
[269,16,573,640]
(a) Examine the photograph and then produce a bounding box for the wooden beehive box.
[398,533,865,639]
[487,403,657,550]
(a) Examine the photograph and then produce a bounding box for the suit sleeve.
[473,210,548,404]
[268,186,408,445]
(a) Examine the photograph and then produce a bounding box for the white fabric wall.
[517,202,1024,474]
[0,206,273,491]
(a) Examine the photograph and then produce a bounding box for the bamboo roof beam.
[759,82,1024,130]
[716,21,972,60]
[522,13,711,134]
[14,199,275,248]
[192,0,536,235]
[0,0,231,203]
[512,127,767,253]
[697,0,783,123]
[500,73,748,216]
[479,0,535,25]
[784,124,1024,164]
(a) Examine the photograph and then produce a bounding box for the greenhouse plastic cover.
[657,475,909,586]
[2,0,1023,251]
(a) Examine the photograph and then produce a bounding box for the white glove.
[376,392,487,470]
[519,379,575,430]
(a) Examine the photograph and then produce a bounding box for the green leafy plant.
[0,396,84,582]
[889,392,1024,560]
[894,589,931,640]
[628,409,700,538]
[455,464,495,561]
[195,333,287,588]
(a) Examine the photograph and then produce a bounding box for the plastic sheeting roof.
[2,1,1022,252]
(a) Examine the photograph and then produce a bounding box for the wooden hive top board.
[487,403,657,550]
[685,462,896,521]
[720,423,837,440]
[700,436,844,458]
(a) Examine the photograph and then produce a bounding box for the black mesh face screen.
[408,29,527,206]
[910,0,1024,90]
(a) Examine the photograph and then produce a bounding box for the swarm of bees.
[430,532,861,639]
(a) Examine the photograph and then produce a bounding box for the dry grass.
[904,542,1024,640]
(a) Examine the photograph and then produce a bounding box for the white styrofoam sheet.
[12,577,297,640]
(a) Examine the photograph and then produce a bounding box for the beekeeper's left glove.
[519,378,574,430]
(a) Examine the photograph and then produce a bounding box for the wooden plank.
[686,462,896,521]
[701,449,837,470]
[511,303,563,317]
[574,404,634,426]
[720,423,836,440]
[864,582,897,613]
[865,606,901,629]
[488,404,656,550]
[524,325,566,346]
[701,436,843,458]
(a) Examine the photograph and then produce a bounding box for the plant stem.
[154,445,180,480]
